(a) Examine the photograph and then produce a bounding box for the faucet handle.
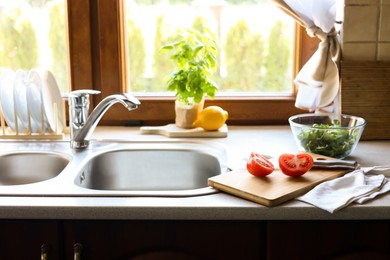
[69,90,100,108]
[69,89,101,98]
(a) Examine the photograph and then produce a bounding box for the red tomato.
[278,153,314,177]
[246,152,274,177]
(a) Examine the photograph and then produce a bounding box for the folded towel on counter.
[296,165,390,213]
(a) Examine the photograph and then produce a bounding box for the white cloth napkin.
[296,165,390,213]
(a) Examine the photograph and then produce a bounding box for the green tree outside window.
[127,19,147,92]
[223,19,264,91]
[0,7,39,70]
[48,0,68,92]
[263,20,292,92]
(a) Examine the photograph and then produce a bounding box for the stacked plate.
[0,68,65,134]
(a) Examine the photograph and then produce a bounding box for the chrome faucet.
[68,90,140,149]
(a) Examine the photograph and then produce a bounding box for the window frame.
[67,0,318,126]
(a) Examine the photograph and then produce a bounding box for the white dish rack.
[0,68,67,140]
[0,101,66,139]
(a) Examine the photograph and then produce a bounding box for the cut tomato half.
[246,152,274,177]
[278,153,314,177]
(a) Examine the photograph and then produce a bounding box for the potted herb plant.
[160,28,219,128]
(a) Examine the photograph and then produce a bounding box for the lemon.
[194,106,228,131]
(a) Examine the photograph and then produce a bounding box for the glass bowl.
[288,113,366,159]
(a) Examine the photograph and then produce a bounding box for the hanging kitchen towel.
[271,0,342,114]
[296,165,390,213]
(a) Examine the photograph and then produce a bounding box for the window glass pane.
[0,0,68,92]
[124,0,295,96]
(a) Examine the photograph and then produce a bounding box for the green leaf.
[159,45,173,53]
[193,44,204,57]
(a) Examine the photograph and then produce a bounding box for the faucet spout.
[69,90,140,149]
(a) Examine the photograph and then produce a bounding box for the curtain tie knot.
[306,26,337,41]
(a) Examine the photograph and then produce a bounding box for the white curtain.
[272,0,342,114]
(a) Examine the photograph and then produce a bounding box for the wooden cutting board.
[208,164,351,207]
[139,124,228,138]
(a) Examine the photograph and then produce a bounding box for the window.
[1,0,318,126]
[123,0,294,96]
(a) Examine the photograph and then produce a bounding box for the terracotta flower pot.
[174,99,204,129]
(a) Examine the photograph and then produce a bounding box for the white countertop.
[1,125,390,220]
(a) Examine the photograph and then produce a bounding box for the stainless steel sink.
[0,151,70,185]
[77,150,221,190]
[72,141,229,196]
[0,140,229,197]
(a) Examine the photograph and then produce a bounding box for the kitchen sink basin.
[0,151,70,185]
[76,149,221,191]
[0,140,229,197]
[73,141,229,196]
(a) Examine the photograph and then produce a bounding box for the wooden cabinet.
[0,220,264,260]
[0,220,62,260]
[63,220,265,260]
[2,219,390,260]
[267,220,390,260]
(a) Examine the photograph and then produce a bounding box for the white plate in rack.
[27,69,49,133]
[39,70,64,133]
[13,69,30,133]
[0,69,17,131]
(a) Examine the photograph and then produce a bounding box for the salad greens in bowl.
[288,113,366,159]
